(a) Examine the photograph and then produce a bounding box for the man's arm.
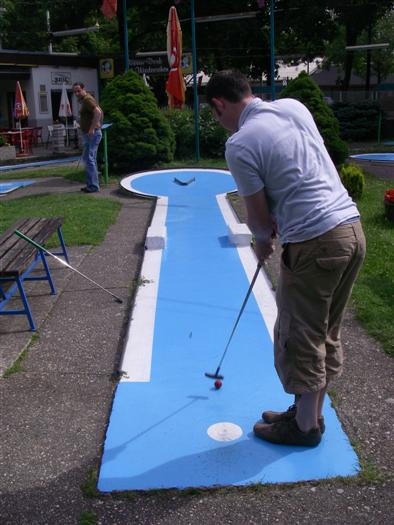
[243,189,276,262]
[88,106,102,135]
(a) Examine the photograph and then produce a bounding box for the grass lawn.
[352,172,394,356]
[0,193,121,247]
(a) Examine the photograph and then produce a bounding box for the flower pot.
[384,189,394,223]
[0,145,16,161]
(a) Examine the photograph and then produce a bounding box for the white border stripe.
[216,193,277,341]
[120,196,168,382]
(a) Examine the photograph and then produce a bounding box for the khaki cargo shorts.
[274,220,366,394]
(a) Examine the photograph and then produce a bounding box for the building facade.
[0,50,100,140]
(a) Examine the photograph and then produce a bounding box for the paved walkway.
[0,175,393,524]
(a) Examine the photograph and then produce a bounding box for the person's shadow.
[98,394,296,491]
[99,433,295,491]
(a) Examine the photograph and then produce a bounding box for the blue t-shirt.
[225,98,359,244]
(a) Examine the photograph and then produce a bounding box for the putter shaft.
[14,230,123,303]
[205,263,261,379]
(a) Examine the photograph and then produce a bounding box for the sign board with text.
[51,72,72,86]
[130,55,168,75]
[130,53,192,76]
[100,58,114,79]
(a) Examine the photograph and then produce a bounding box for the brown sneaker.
[262,404,297,423]
[262,405,325,434]
[253,417,322,447]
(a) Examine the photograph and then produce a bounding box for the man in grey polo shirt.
[206,70,365,447]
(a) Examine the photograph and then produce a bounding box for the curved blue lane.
[351,153,394,162]
[98,169,359,491]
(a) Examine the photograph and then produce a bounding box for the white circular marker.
[207,422,243,442]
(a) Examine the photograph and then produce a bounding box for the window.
[39,86,48,113]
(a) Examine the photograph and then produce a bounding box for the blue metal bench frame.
[0,221,69,331]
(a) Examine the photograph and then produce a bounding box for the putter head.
[205,372,224,380]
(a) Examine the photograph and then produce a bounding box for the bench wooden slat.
[0,218,41,254]
[0,217,64,276]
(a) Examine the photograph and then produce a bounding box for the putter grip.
[14,229,44,251]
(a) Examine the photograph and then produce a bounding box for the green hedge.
[164,106,229,159]
[332,101,380,141]
[100,70,175,172]
[280,72,348,165]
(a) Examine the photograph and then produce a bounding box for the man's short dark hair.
[206,70,252,105]
[72,82,85,89]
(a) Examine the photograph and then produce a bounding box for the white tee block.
[145,225,167,250]
[228,223,252,247]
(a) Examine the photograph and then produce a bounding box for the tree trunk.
[343,24,358,91]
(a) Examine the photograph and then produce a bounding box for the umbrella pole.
[19,120,24,153]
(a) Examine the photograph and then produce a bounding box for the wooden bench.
[0,217,69,331]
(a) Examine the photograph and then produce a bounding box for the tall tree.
[2,0,394,89]
[326,0,394,89]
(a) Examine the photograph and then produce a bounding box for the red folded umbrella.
[166,6,186,109]
[101,0,117,20]
[14,81,30,153]
[15,81,29,120]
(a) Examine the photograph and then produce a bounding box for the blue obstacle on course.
[0,157,79,173]
[0,180,35,195]
[351,153,394,162]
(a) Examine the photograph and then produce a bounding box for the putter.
[205,263,262,380]
[14,230,123,304]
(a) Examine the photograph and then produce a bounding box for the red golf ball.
[214,379,222,390]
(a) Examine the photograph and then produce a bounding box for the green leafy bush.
[332,101,380,141]
[164,106,229,159]
[100,71,175,172]
[0,136,5,147]
[279,72,348,165]
[199,106,229,158]
[339,163,365,200]
[164,108,195,158]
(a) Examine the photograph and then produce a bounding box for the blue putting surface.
[351,153,394,162]
[98,169,359,491]
[0,180,35,194]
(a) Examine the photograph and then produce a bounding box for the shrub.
[164,108,195,158]
[164,106,229,159]
[279,71,348,165]
[332,101,380,141]
[199,106,229,158]
[100,70,175,172]
[339,163,365,200]
[0,136,5,147]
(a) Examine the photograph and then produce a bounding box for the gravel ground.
[0,169,393,525]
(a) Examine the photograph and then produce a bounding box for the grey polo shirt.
[225,98,359,244]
